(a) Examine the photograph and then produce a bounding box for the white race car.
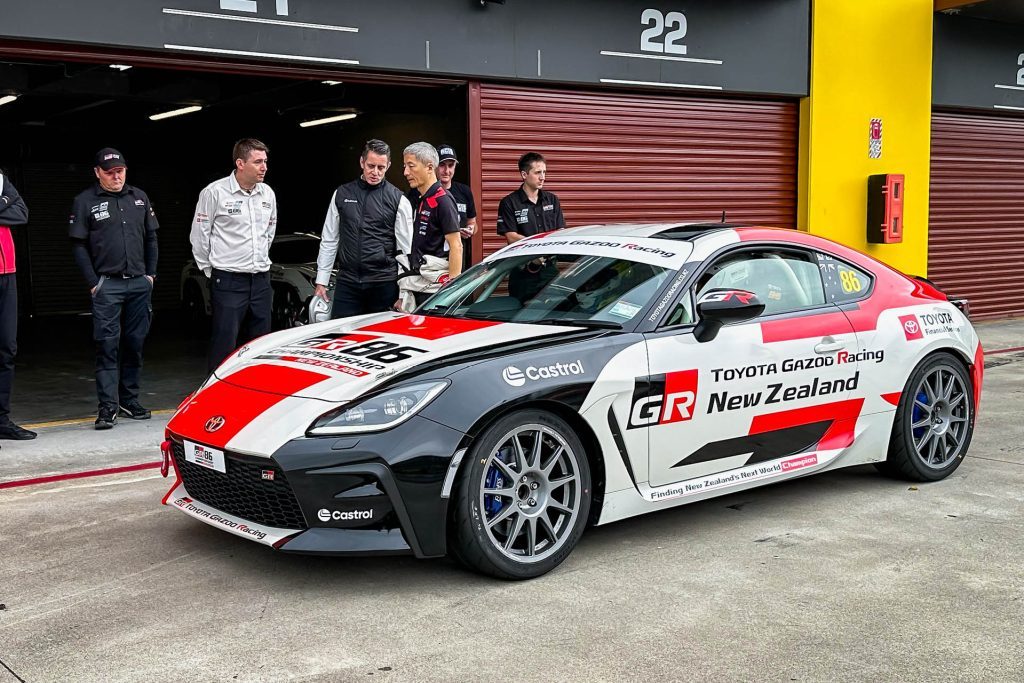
[161,223,983,579]
[180,233,334,329]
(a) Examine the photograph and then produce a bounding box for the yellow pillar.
[799,0,934,275]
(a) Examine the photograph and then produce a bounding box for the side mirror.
[693,288,765,343]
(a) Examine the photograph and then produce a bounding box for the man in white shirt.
[314,139,413,318]
[190,138,277,372]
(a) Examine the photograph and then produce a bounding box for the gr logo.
[627,370,698,429]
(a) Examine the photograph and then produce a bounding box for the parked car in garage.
[180,233,334,330]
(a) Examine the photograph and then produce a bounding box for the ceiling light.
[149,105,203,121]
[0,95,18,107]
[299,112,357,128]
[321,80,343,86]
[109,64,133,71]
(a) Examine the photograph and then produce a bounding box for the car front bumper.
[163,414,469,558]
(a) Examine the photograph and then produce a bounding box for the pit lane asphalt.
[1,321,1022,682]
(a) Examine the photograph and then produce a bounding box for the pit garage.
[0,56,468,421]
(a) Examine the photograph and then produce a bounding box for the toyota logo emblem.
[204,416,226,433]
[904,320,919,335]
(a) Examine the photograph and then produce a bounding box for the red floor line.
[986,346,1024,356]
[0,461,161,490]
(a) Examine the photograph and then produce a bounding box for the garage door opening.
[0,56,468,422]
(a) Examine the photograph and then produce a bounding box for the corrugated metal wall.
[478,85,799,257]
[929,111,1024,320]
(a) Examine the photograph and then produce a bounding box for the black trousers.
[331,280,398,319]
[0,274,17,425]
[92,275,152,411]
[208,269,272,372]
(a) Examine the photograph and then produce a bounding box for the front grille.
[172,443,307,530]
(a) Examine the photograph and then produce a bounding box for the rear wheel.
[877,352,974,481]
[271,285,303,330]
[450,410,591,580]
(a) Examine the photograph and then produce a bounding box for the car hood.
[212,312,580,403]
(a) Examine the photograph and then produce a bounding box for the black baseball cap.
[437,144,458,163]
[94,148,127,170]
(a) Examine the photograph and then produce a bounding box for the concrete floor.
[9,313,209,426]
[0,318,1022,681]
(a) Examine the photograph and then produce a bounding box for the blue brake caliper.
[484,453,507,517]
[911,389,929,440]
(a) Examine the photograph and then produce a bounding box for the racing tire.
[450,410,591,580]
[876,352,974,482]
[271,285,303,330]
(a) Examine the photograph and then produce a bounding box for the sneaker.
[95,406,117,430]
[118,400,151,420]
[0,422,37,440]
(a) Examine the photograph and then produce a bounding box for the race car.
[180,233,335,330]
[160,223,983,579]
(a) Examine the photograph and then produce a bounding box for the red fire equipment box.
[867,173,904,244]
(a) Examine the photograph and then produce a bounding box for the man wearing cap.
[70,148,159,429]
[414,144,477,271]
[0,170,35,442]
[496,151,566,301]
[191,138,277,371]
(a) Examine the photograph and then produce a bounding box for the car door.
[643,246,861,491]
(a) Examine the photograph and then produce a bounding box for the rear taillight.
[950,298,970,318]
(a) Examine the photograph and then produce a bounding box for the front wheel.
[878,352,975,482]
[450,410,591,580]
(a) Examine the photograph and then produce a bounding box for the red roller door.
[473,85,798,257]
[929,111,1024,320]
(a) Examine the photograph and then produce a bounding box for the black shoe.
[95,407,117,430]
[119,400,151,420]
[0,422,37,440]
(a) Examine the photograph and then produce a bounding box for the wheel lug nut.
[531,482,539,490]
[528,498,536,506]
[521,476,528,483]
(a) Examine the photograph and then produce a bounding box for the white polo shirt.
[190,172,277,277]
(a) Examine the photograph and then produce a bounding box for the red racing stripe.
[1,462,161,490]
[749,398,865,451]
[359,315,500,340]
[971,343,984,414]
[167,364,328,448]
[881,392,902,406]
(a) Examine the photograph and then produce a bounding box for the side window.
[816,252,872,304]
[664,291,694,326]
[695,249,826,316]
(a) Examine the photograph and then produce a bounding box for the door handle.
[814,339,845,354]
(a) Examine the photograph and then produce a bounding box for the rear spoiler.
[911,275,970,317]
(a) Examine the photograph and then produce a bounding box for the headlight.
[308,380,448,435]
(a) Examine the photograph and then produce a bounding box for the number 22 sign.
[640,9,688,55]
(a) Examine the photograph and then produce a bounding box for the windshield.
[269,236,320,264]
[419,253,672,325]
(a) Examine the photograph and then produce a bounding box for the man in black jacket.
[0,171,35,441]
[70,149,159,429]
[314,139,413,318]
